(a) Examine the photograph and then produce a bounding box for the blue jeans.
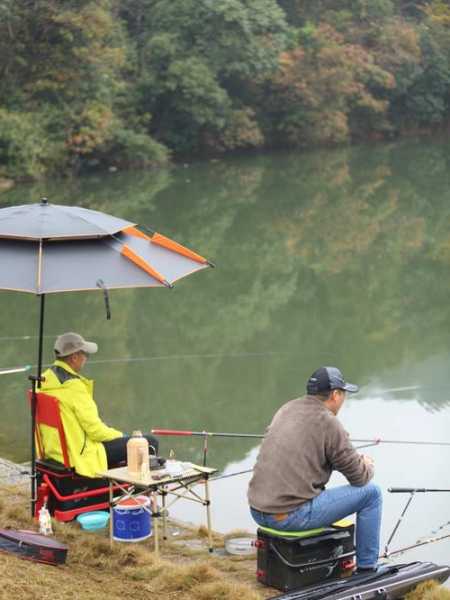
[250,482,382,569]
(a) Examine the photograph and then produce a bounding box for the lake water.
[1,139,449,568]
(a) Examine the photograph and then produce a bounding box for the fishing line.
[88,351,286,364]
[210,468,254,481]
[430,520,450,535]
[203,443,378,481]
[203,444,379,482]
[22,351,287,371]
[0,334,56,341]
[352,438,450,447]
[362,386,422,394]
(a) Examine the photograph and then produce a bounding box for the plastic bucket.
[113,495,152,542]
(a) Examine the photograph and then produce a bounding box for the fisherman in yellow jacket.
[40,332,158,478]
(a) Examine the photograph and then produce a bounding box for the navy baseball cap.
[306,366,359,394]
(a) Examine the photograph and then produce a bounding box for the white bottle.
[38,503,53,536]
[127,431,150,479]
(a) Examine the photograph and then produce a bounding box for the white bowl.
[224,537,256,555]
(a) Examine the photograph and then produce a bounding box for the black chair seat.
[36,458,75,475]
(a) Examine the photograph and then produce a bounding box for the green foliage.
[349,0,395,21]
[0,109,61,180]
[103,127,170,168]
[1,0,450,177]
[406,22,450,124]
[0,0,167,178]
[121,0,289,153]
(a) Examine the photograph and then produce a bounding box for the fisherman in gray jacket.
[248,366,382,572]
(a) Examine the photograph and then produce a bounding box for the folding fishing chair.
[31,391,119,522]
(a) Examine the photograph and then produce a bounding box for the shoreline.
[0,457,30,486]
[2,130,449,188]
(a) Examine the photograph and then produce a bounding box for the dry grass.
[0,485,272,600]
[1,486,449,600]
[406,581,450,600]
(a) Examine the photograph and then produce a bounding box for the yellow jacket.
[39,360,122,478]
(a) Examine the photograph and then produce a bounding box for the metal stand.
[151,493,159,556]
[384,491,415,556]
[204,475,213,552]
[30,293,46,518]
[161,489,168,540]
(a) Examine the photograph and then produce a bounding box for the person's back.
[248,395,372,514]
[248,366,382,573]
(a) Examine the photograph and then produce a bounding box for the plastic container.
[113,495,152,542]
[127,431,150,479]
[38,504,53,536]
[76,511,110,531]
[225,537,257,556]
[165,460,185,477]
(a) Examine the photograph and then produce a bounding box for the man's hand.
[362,454,374,467]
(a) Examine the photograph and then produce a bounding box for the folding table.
[99,464,217,555]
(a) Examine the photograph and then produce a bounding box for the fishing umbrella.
[0,198,213,514]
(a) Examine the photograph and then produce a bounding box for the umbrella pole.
[30,293,45,517]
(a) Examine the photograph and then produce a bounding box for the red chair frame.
[30,391,123,522]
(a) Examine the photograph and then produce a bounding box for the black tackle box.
[256,521,355,592]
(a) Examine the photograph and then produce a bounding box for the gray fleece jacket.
[247,395,373,513]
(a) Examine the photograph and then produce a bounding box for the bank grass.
[1,485,449,600]
[406,580,450,600]
[0,485,271,600]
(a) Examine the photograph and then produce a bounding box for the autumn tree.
[264,24,394,146]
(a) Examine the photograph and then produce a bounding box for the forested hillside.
[0,0,449,179]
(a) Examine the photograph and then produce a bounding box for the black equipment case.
[0,528,68,565]
[256,522,355,592]
[269,562,450,600]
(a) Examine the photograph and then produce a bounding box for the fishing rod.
[151,429,264,466]
[389,487,450,493]
[151,428,263,439]
[0,365,31,376]
[383,487,450,557]
[152,428,450,468]
[211,468,254,481]
[384,533,450,558]
[152,428,450,447]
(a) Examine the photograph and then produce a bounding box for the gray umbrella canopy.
[0,201,134,240]
[0,201,211,293]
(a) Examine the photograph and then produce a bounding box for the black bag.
[256,522,355,592]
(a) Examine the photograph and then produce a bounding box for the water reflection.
[1,139,450,474]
